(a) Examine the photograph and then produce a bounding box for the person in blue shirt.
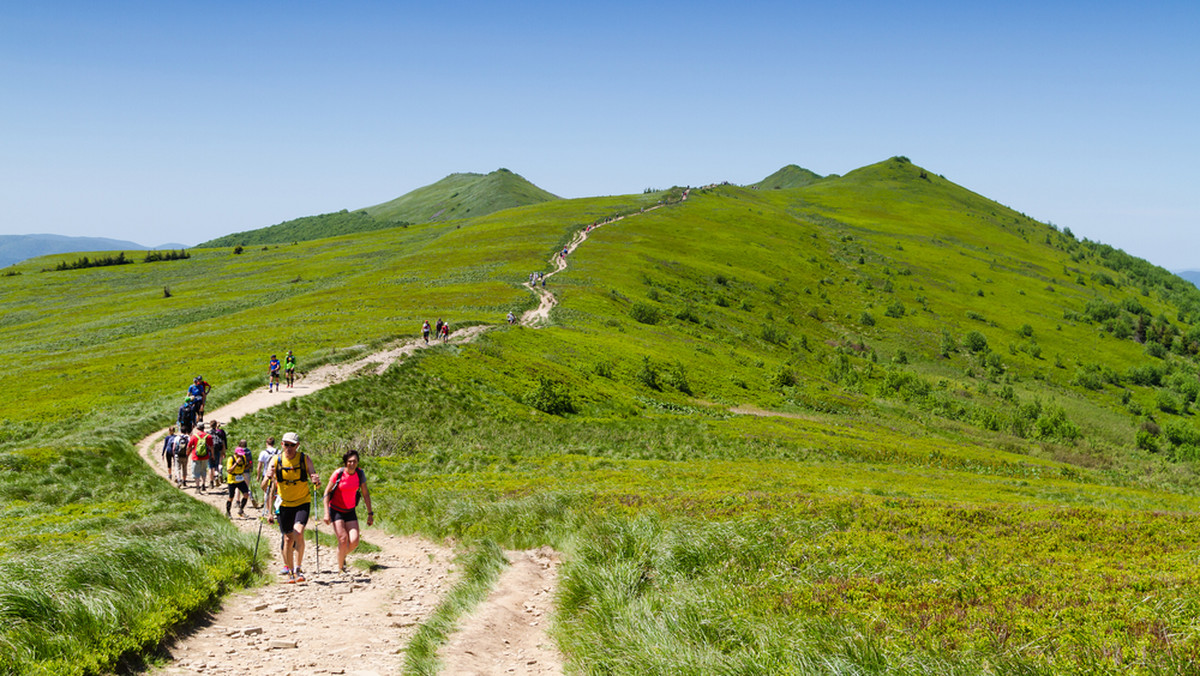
[268,355,281,392]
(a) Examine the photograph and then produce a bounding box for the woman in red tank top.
[322,450,374,574]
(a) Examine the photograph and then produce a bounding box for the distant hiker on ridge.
[422,320,431,344]
[268,354,281,392]
[285,350,296,388]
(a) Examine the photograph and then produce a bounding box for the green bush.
[524,377,576,415]
[963,331,988,353]
[630,302,660,325]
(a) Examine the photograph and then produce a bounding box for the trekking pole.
[312,483,320,575]
[252,512,265,569]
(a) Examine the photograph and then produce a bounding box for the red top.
[329,467,363,511]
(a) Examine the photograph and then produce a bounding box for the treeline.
[198,210,410,248]
[49,249,189,272]
[53,252,134,271]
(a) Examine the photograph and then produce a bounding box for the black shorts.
[227,481,248,497]
[164,453,174,468]
[271,369,280,378]
[278,503,311,535]
[330,506,359,523]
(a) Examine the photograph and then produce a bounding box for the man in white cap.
[262,431,320,583]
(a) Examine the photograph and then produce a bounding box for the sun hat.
[282,432,300,445]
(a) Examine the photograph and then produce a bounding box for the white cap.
[281,432,300,445]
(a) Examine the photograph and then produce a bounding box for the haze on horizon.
[1,1,1196,270]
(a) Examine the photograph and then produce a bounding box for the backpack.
[175,434,189,459]
[193,432,210,458]
[274,452,309,484]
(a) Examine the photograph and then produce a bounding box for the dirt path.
[137,327,564,675]
[138,197,689,673]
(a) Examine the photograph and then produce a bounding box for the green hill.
[198,168,558,248]
[198,209,409,248]
[363,167,559,224]
[751,163,823,189]
[5,161,1200,672]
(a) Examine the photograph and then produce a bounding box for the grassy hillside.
[363,168,559,224]
[4,160,1200,673]
[196,168,558,248]
[197,209,410,248]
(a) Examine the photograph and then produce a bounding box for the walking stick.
[252,512,265,568]
[312,484,320,576]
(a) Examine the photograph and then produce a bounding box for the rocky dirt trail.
[137,326,562,675]
[137,198,684,673]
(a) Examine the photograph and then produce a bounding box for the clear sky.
[2,1,1197,269]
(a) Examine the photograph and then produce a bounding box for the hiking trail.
[137,194,685,674]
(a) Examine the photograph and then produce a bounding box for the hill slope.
[198,168,558,248]
[363,168,559,224]
[6,162,1200,672]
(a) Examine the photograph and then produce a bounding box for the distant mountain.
[0,234,153,268]
[363,168,559,224]
[1176,270,1200,287]
[199,168,559,248]
[751,164,823,190]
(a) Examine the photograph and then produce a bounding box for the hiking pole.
[312,483,320,576]
[252,512,265,570]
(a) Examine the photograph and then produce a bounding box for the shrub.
[524,377,576,415]
[664,361,693,395]
[629,302,660,325]
[760,323,788,346]
[860,311,876,327]
[1146,341,1167,359]
[1156,391,1180,414]
[963,331,988,353]
[885,302,905,318]
[1018,324,1034,338]
[636,356,660,391]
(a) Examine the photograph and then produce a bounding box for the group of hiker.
[163,370,374,584]
[268,350,297,392]
[421,318,451,344]
[528,271,546,288]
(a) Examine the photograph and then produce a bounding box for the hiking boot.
[238,510,246,518]
[281,566,291,576]
[294,572,306,583]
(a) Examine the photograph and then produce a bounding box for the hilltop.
[198,168,558,248]
[751,163,823,189]
[6,158,1200,672]
[363,168,558,223]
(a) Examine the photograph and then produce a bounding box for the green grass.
[6,158,1200,672]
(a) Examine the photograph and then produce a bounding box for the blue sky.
[2,1,1197,269]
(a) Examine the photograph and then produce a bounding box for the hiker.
[177,397,196,435]
[435,318,444,338]
[422,320,431,344]
[161,426,179,482]
[322,449,374,574]
[268,354,281,392]
[263,431,320,583]
[187,422,213,492]
[440,320,449,343]
[225,440,252,518]
[285,350,296,388]
[193,376,212,421]
[209,420,227,486]
[174,430,190,487]
[507,311,515,325]
[257,436,278,483]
